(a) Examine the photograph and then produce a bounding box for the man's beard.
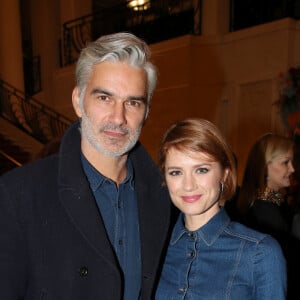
[80,111,142,158]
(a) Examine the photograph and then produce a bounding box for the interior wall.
[30,0,61,107]
[51,18,300,182]
[140,18,300,182]
[0,0,24,90]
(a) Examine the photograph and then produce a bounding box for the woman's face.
[267,149,294,191]
[164,147,228,231]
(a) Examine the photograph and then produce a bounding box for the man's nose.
[110,101,126,125]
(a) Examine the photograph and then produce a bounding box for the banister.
[0,79,72,144]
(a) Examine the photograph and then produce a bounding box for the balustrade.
[0,80,72,144]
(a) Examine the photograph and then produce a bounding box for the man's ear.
[72,86,82,118]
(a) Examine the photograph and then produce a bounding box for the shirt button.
[78,266,88,277]
[118,239,123,245]
[179,287,187,293]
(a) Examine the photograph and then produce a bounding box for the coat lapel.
[57,122,119,267]
[130,144,172,279]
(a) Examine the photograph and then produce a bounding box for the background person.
[0,32,173,300]
[237,133,295,299]
[237,133,294,250]
[155,118,286,300]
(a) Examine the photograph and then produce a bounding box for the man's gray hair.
[75,32,157,114]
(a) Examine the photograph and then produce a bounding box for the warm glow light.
[127,0,150,11]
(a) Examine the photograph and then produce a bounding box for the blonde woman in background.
[237,133,295,299]
[237,133,294,248]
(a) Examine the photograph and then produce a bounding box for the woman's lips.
[181,195,201,203]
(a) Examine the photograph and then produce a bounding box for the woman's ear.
[72,87,83,118]
[223,168,229,183]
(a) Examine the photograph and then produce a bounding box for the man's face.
[72,61,148,158]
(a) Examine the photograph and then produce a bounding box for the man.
[0,32,173,299]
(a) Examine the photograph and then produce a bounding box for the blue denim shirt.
[81,154,141,300]
[155,208,286,300]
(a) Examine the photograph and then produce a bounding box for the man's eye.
[126,100,143,107]
[196,168,208,174]
[98,95,110,101]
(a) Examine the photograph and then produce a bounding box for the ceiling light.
[127,0,151,11]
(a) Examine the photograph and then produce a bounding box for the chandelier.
[127,0,151,11]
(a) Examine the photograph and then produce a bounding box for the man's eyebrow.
[90,88,147,103]
[90,88,112,96]
[128,95,147,103]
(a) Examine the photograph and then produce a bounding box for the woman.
[155,118,286,299]
[237,133,295,248]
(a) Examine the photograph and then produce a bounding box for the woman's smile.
[181,195,202,203]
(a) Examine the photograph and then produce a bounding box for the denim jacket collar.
[171,207,231,246]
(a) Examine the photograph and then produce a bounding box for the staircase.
[0,80,72,175]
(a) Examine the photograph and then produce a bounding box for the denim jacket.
[155,208,286,300]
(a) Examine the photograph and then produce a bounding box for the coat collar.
[58,121,118,267]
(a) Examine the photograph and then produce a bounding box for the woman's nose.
[289,161,295,173]
[182,174,197,191]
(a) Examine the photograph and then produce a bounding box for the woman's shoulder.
[225,221,285,268]
[225,220,283,250]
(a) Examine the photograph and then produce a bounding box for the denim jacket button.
[189,251,195,257]
[188,232,196,239]
[179,287,187,293]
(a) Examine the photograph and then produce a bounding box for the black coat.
[0,122,173,300]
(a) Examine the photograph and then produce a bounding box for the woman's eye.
[168,170,181,176]
[196,168,209,174]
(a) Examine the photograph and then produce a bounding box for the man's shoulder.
[0,155,59,187]
[0,121,79,186]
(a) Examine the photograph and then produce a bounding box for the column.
[0,0,24,90]
[201,0,230,36]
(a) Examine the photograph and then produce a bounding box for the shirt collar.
[81,153,135,192]
[171,207,230,246]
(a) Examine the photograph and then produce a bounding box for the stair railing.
[0,149,22,167]
[0,79,72,144]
